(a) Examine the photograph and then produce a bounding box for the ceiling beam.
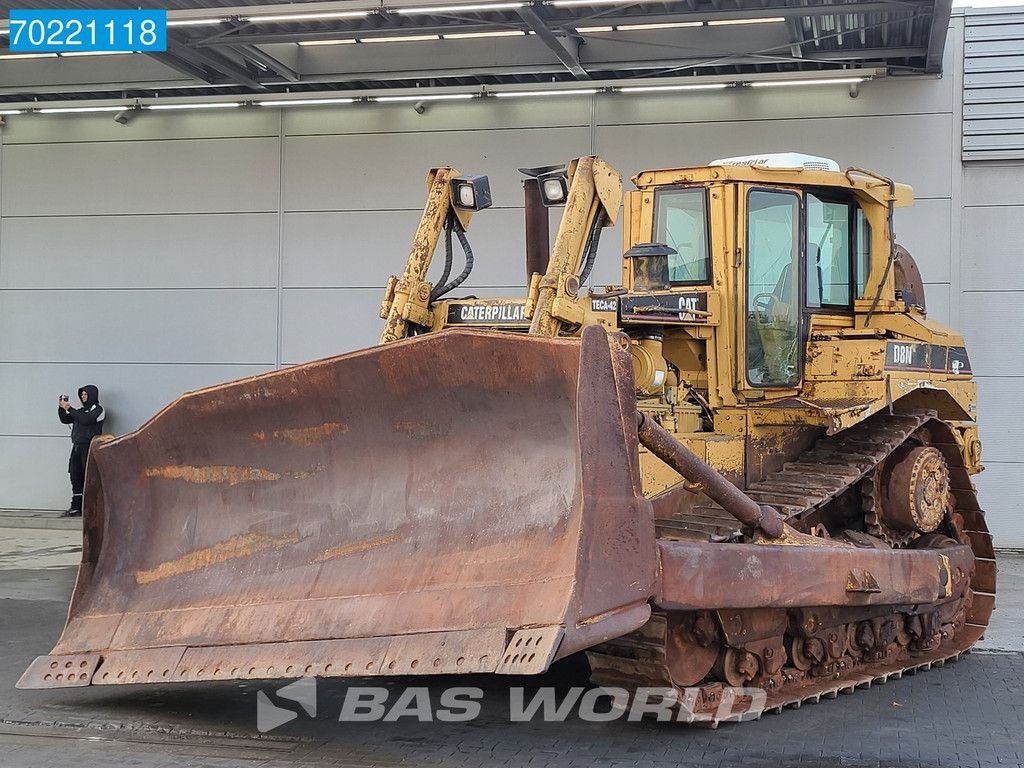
[517,6,590,80]
[167,40,268,90]
[239,45,301,82]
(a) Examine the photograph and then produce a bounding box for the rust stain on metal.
[252,422,349,446]
[144,465,281,485]
[312,533,401,563]
[135,531,301,585]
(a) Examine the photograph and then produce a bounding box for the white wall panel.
[2,111,281,145]
[2,138,281,216]
[960,291,1024,376]
[0,362,273,439]
[923,283,952,325]
[283,128,590,211]
[283,99,590,136]
[962,205,1024,291]
[893,199,953,285]
[974,377,1024,464]
[0,289,278,364]
[283,209,531,290]
[0,436,80,510]
[963,163,1024,206]
[280,288,387,364]
[972,462,1022,547]
[0,214,279,289]
[596,114,954,199]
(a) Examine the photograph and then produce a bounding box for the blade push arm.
[380,166,468,344]
[528,156,622,337]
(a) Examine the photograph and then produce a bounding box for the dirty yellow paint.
[312,533,401,563]
[144,465,281,486]
[135,531,301,585]
[252,422,349,446]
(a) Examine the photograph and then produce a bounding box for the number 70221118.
[8,9,166,53]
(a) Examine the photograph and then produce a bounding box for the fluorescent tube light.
[619,83,730,93]
[361,34,441,42]
[550,0,662,6]
[298,39,358,46]
[575,26,614,32]
[246,11,369,22]
[38,105,127,113]
[374,93,476,102]
[443,30,525,38]
[146,102,243,110]
[166,18,229,27]
[495,88,598,98]
[256,97,356,106]
[60,51,134,57]
[707,17,785,25]
[398,2,526,13]
[0,52,58,60]
[0,109,26,115]
[617,21,703,30]
[750,77,866,87]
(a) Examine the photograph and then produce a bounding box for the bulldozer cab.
[625,157,913,407]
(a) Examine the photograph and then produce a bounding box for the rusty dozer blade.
[20,326,657,689]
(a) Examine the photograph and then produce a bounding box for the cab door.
[740,186,803,391]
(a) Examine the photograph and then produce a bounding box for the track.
[588,410,997,725]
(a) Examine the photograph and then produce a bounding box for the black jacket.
[58,385,105,445]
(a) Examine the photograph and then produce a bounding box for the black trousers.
[68,442,90,511]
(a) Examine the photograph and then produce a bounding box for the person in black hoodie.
[58,385,105,517]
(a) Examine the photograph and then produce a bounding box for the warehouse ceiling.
[0,0,953,104]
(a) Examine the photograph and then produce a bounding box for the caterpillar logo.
[620,292,708,324]
[446,301,529,326]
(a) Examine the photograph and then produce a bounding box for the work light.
[538,172,569,206]
[451,175,492,210]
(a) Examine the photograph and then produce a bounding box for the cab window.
[746,189,801,387]
[804,195,872,307]
[855,207,871,298]
[806,194,852,308]
[653,188,710,284]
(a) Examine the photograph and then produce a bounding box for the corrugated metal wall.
[964,10,1024,161]
[0,13,1019,546]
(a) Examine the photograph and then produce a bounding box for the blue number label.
[9,9,167,52]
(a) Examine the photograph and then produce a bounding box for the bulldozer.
[20,152,995,723]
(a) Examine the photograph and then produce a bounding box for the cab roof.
[631,164,914,208]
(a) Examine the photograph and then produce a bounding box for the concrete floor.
[1,522,1021,767]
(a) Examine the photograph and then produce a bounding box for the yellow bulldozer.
[20,152,995,723]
